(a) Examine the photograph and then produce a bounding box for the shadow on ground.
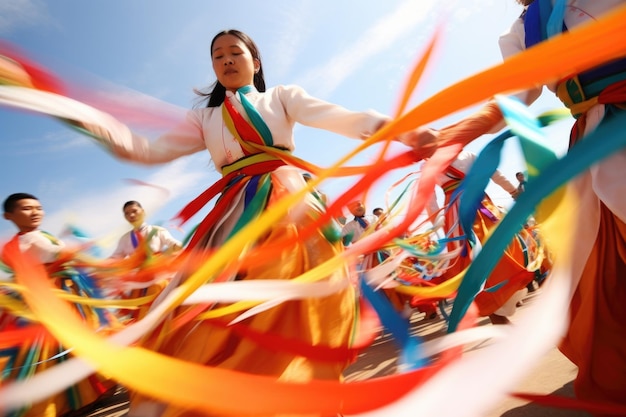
[501,382,591,417]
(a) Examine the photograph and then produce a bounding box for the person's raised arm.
[278,84,432,155]
[157,227,183,255]
[491,168,519,199]
[412,13,547,157]
[434,101,506,149]
[72,109,206,165]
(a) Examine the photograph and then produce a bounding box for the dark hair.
[195,29,266,108]
[516,0,535,5]
[373,207,384,215]
[3,193,39,213]
[123,200,142,211]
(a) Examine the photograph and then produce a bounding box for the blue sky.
[0,0,570,253]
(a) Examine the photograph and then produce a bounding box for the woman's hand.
[396,127,440,159]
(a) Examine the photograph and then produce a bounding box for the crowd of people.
[1,1,626,416]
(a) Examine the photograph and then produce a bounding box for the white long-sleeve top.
[498,0,626,221]
[437,151,516,192]
[17,230,65,264]
[497,0,626,296]
[341,215,377,245]
[498,0,625,106]
[110,223,182,259]
[102,84,388,171]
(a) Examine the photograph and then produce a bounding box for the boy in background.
[110,200,182,259]
[2,192,116,416]
[2,192,65,263]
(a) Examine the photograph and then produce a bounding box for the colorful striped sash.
[176,87,288,250]
[222,85,274,155]
[525,0,626,117]
[557,75,626,117]
[441,164,465,194]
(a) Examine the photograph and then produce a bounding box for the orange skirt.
[442,195,542,316]
[560,203,626,410]
[133,170,357,417]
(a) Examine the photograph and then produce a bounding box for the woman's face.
[211,34,259,92]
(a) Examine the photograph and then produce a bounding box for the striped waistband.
[221,152,284,177]
[556,67,626,117]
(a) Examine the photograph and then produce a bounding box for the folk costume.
[341,213,408,315]
[341,215,374,247]
[427,151,547,317]
[500,0,626,408]
[0,231,115,417]
[110,223,182,322]
[98,84,388,416]
[110,223,181,260]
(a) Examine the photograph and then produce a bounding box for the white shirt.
[497,0,626,225]
[341,215,376,245]
[102,84,388,171]
[110,223,181,259]
[17,230,65,263]
[498,0,625,105]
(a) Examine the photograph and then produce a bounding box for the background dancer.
[109,200,182,322]
[1,193,116,417]
[417,0,626,411]
[424,150,546,325]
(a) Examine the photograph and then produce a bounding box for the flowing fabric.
[1,5,626,415]
[522,2,626,409]
[0,236,116,417]
[130,89,359,417]
[558,83,626,411]
[433,163,549,318]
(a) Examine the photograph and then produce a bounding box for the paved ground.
[486,346,589,417]
[78,290,589,417]
[342,290,590,417]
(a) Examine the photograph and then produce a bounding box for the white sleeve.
[460,151,516,194]
[341,221,356,237]
[23,232,65,263]
[498,17,544,106]
[155,227,182,250]
[90,110,207,165]
[0,87,207,165]
[109,233,131,259]
[490,170,518,194]
[278,85,390,139]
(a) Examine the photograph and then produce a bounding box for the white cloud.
[294,0,440,97]
[265,0,316,79]
[7,130,91,155]
[131,18,210,98]
[0,0,52,35]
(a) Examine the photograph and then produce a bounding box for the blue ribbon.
[547,0,568,38]
[448,109,626,332]
[359,275,426,370]
[237,85,274,146]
